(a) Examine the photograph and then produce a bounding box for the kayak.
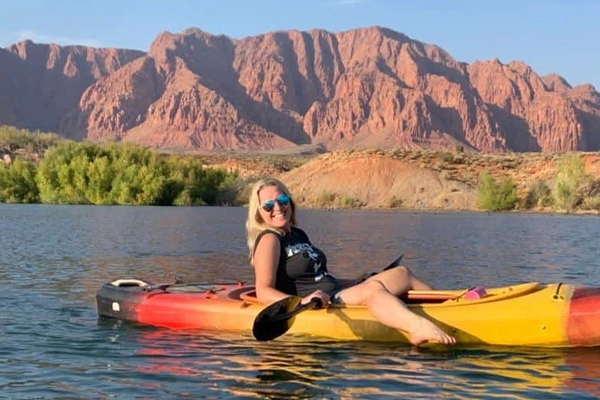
[95,279,600,347]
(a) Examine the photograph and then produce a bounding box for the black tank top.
[255,227,342,297]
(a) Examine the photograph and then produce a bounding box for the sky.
[0,0,598,89]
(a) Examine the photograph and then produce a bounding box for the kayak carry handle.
[110,279,150,288]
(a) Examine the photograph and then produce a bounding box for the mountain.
[2,26,599,152]
[0,40,144,134]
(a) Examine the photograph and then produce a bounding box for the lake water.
[1,204,600,399]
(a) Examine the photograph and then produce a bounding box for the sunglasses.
[261,194,291,212]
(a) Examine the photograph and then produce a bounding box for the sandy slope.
[206,149,600,212]
[281,151,476,210]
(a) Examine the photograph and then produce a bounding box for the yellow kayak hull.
[96,280,600,347]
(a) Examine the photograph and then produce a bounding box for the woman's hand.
[301,290,330,307]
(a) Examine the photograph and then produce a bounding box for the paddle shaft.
[263,297,322,322]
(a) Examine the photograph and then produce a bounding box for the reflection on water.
[91,325,600,399]
[564,347,600,397]
[2,204,600,398]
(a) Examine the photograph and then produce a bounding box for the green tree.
[86,156,115,205]
[17,139,241,206]
[524,180,553,209]
[553,154,588,212]
[0,159,39,203]
[36,142,98,204]
[214,170,243,206]
[477,172,518,211]
[106,146,168,205]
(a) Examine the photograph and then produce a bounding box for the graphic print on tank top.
[285,242,326,281]
[278,228,341,297]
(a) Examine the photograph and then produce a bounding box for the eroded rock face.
[0,41,144,134]
[467,60,599,152]
[2,27,600,152]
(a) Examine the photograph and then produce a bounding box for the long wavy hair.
[246,177,297,262]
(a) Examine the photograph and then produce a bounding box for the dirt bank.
[204,149,600,212]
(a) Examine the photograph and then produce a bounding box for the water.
[1,204,600,399]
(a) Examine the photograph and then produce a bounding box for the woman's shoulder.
[254,229,284,256]
[257,229,284,241]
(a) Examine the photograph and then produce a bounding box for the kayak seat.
[239,289,261,304]
[441,286,488,303]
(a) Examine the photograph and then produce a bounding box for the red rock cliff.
[0,40,144,134]
[2,27,600,152]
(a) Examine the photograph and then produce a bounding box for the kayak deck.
[96,279,600,347]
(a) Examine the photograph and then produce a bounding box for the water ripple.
[2,205,600,398]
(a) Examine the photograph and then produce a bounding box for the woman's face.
[257,185,291,230]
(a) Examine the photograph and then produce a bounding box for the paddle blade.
[253,296,303,341]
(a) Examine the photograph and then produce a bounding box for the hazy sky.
[1,0,598,89]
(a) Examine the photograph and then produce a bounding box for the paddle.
[252,254,404,341]
[252,296,323,341]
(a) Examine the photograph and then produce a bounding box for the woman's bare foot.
[408,317,456,345]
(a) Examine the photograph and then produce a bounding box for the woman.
[246,177,455,346]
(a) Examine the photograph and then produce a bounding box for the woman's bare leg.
[336,280,454,345]
[365,265,433,295]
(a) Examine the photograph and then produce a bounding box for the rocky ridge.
[1,26,599,153]
[0,41,144,134]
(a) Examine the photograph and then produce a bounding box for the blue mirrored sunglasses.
[262,194,291,212]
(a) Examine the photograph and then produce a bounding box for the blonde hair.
[246,177,297,261]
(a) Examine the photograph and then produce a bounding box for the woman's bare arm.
[253,233,290,304]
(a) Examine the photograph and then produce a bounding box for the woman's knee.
[337,279,394,305]
[360,280,387,297]
[391,265,411,277]
[369,265,411,283]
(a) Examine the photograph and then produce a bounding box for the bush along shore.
[0,126,243,206]
[1,125,600,213]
